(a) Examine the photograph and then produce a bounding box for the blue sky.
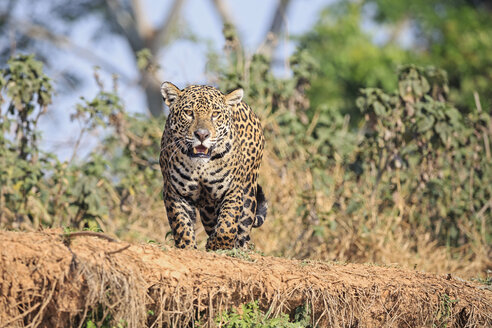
[29,0,335,159]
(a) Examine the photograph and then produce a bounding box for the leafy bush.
[0,55,163,236]
[356,65,491,247]
[215,301,311,328]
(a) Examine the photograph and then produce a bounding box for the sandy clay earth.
[0,229,491,327]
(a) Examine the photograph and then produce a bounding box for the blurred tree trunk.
[104,0,186,117]
[106,0,292,116]
[260,0,291,60]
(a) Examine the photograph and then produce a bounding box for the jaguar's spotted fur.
[159,82,267,250]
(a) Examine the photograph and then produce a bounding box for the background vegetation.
[1,0,491,283]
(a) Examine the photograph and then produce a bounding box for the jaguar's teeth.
[192,148,197,154]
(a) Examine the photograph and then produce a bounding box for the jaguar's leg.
[236,183,257,249]
[164,194,197,249]
[199,205,217,236]
[205,190,242,251]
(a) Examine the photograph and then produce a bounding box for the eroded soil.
[0,229,490,327]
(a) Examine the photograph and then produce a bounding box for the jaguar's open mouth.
[189,145,211,158]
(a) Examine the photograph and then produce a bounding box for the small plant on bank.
[216,301,311,328]
[214,248,256,262]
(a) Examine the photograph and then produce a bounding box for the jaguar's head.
[161,82,243,160]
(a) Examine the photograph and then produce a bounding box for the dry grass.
[94,133,491,281]
[253,143,491,279]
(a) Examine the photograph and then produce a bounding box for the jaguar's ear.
[161,82,181,107]
[224,88,243,106]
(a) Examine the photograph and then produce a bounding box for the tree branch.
[17,20,133,83]
[104,0,144,51]
[210,0,235,26]
[0,0,16,22]
[258,0,291,60]
[210,0,242,46]
[130,0,153,40]
[151,0,186,54]
[268,0,290,38]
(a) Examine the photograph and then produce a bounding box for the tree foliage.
[300,0,492,124]
[367,0,492,110]
[297,2,412,122]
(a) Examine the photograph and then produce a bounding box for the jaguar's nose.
[194,129,210,142]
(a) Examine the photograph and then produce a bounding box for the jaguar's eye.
[184,109,193,117]
[211,111,220,119]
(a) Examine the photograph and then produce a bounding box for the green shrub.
[356,65,491,247]
[0,55,163,233]
[215,301,311,328]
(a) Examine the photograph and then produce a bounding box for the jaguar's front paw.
[206,232,235,251]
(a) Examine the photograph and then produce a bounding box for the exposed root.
[0,230,491,328]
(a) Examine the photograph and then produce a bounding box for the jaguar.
[159,82,267,250]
